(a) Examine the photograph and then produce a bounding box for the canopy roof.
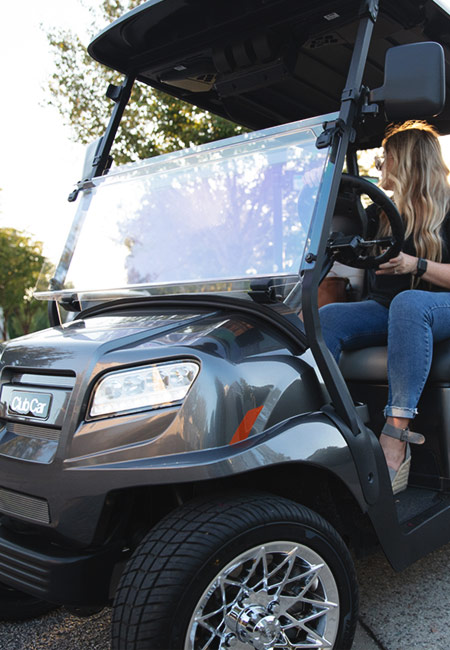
[88,0,450,145]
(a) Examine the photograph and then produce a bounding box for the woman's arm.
[376,252,450,289]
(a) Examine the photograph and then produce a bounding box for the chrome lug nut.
[224,633,237,647]
[267,600,281,615]
[238,590,250,606]
[309,577,319,591]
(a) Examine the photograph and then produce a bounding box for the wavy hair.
[378,121,450,265]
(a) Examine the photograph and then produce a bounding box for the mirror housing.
[370,42,445,121]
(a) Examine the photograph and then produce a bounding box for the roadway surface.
[1,542,449,649]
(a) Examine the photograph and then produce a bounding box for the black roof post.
[299,0,379,434]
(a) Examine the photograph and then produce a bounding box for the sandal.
[381,423,425,495]
[388,443,411,495]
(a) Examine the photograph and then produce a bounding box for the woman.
[320,121,450,494]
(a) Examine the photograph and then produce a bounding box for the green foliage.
[0,229,49,340]
[46,0,246,165]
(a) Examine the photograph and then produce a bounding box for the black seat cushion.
[340,338,450,383]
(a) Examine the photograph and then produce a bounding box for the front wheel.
[111,494,358,649]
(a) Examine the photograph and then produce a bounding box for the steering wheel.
[327,174,404,269]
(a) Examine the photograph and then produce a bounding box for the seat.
[340,339,450,383]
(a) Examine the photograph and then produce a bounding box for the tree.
[46,0,246,165]
[0,229,49,340]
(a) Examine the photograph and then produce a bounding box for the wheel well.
[104,463,378,558]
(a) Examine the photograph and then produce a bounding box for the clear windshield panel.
[36,113,334,304]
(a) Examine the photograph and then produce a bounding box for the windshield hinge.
[67,179,96,203]
[68,186,80,202]
[316,119,347,149]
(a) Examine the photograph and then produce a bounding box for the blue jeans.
[320,290,450,419]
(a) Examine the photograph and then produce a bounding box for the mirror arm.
[368,85,384,104]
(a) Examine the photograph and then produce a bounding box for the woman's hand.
[375,252,418,275]
[376,254,450,288]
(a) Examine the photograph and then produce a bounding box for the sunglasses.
[374,155,385,171]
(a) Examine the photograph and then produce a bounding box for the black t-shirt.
[365,204,450,308]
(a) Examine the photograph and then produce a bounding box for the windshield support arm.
[90,75,135,179]
[68,75,135,202]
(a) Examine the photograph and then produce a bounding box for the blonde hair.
[379,121,450,264]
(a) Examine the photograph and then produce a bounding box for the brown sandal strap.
[382,422,425,444]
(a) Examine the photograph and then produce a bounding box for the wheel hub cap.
[227,604,281,648]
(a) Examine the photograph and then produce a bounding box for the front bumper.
[0,524,125,606]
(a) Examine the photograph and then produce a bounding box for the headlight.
[89,360,200,418]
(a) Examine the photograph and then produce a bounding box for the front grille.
[9,372,76,389]
[0,487,50,524]
[7,422,61,442]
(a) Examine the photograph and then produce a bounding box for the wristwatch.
[416,258,428,278]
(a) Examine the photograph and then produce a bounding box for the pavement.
[0,541,449,649]
[354,624,381,650]
[354,543,450,650]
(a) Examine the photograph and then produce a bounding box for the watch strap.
[416,258,428,278]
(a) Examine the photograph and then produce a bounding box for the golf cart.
[1,0,450,647]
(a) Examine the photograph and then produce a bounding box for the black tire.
[0,583,57,621]
[111,493,358,650]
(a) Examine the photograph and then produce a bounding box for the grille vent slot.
[0,487,50,524]
[7,422,61,442]
[9,372,75,389]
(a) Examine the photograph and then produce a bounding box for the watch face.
[417,258,428,277]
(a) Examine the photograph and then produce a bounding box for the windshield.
[36,113,334,305]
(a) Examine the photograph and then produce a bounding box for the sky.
[0,0,92,263]
[1,0,450,265]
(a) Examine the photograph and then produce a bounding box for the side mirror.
[370,42,445,120]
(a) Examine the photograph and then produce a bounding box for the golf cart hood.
[0,302,316,481]
[88,0,450,145]
[0,309,214,375]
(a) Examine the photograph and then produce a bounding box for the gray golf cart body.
[1,0,450,646]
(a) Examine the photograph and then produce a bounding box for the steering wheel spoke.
[357,237,395,249]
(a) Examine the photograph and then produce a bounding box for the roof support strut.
[293,0,379,434]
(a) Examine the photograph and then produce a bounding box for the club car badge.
[8,390,52,419]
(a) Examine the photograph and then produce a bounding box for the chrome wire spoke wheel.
[185,541,340,650]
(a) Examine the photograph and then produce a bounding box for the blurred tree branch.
[45,0,246,165]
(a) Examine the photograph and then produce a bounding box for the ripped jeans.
[319,290,450,419]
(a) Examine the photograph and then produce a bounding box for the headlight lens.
[90,360,200,418]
